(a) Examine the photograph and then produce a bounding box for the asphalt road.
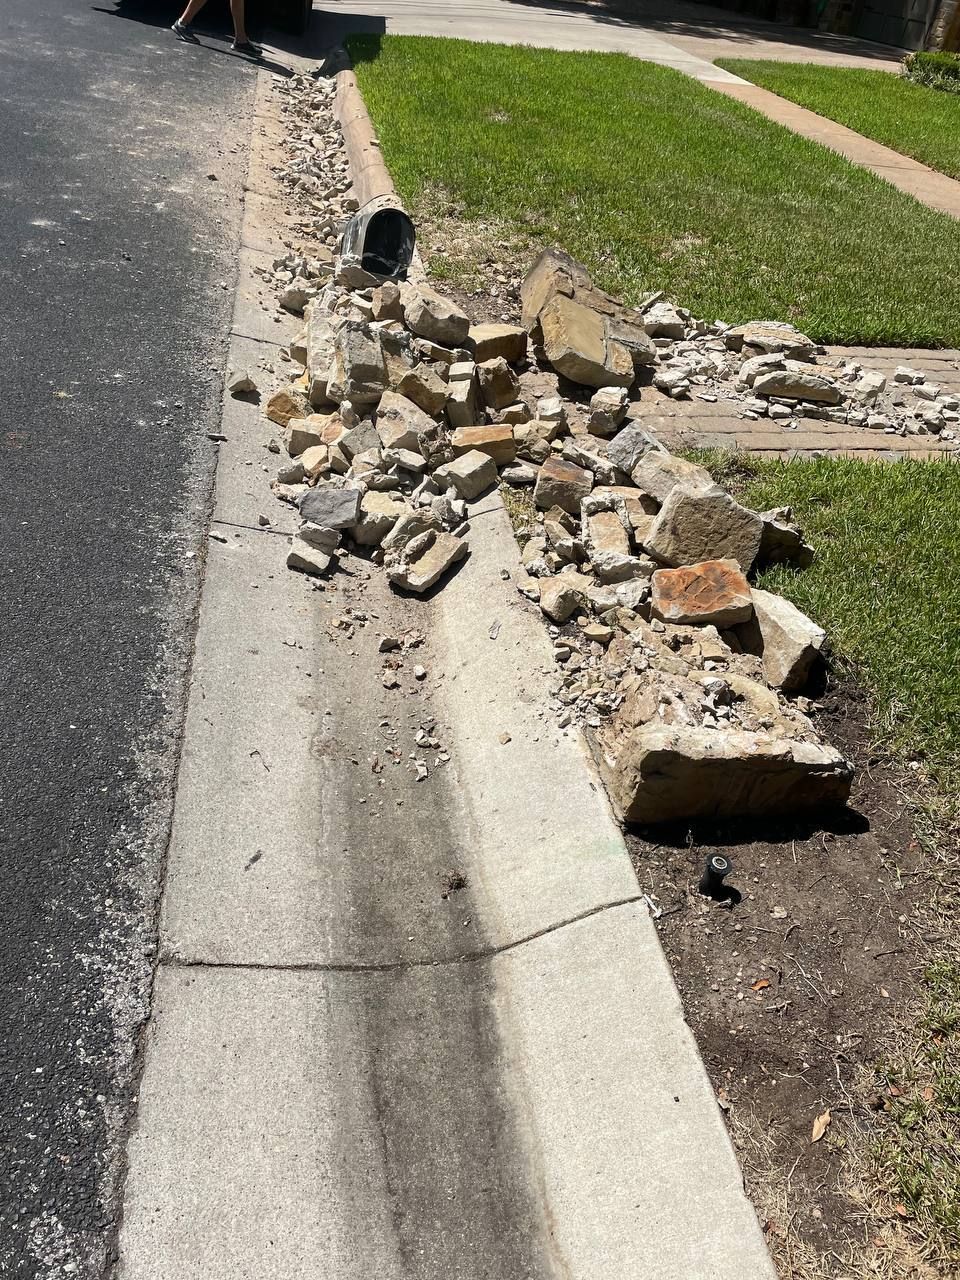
[0,3,258,1274]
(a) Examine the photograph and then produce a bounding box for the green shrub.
[903,50,960,93]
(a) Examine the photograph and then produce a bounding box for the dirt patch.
[626,670,953,1276]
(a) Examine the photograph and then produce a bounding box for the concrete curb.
[334,66,401,210]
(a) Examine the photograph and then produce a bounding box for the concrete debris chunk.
[650,559,753,628]
[645,483,763,572]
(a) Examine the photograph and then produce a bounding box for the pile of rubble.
[240,70,864,823]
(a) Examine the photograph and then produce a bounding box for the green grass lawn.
[348,35,960,347]
[700,454,960,787]
[718,59,960,181]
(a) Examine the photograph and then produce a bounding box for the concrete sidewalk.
[314,0,905,79]
[711,78,960,219]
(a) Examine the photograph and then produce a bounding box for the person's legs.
[229,0,248,43]
[176,0,209,26]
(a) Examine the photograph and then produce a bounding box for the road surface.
[0,2,256,1273]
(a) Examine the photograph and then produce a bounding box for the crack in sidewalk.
[161,893,648,975]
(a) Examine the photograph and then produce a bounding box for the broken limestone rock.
[539,293,633,389]
[644,483,763,573]
[521,249,656,372]
[477,358,520,411]
[539,571,592,623]
[752,366,841,405]
[630,452,713,505]
[298,486,361,530]
[599,724,853,824]
[375,391,435,452]
[446,375,481,429]
[353,491,409,546]
[371,280,403,322]
[402,285,470,346]
[741,588,827,692]
[641,302,686,340]
[287,527,338,576]
[757,508,815,569]
[468,323,527,364]
[338,420,381,461]
[227,370,257,396]
[588,386,630,437]
[433,449,498,501]
[450,425,517,466]
[387,530,468,592]
[650,559,753,628]
[266,388,308,428]
[397,363,448,416]
[606,424,662,476]
[533,456,594,514]
[725,321,816,358]
[326,323,388,405]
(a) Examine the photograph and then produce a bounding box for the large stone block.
[533,457,594,514]
[326,323,388,405]
[741,588,827,692]
[450,425,517,466]
[650,559,753,627]
[432,449,498,501]
[375,391,435,452]
[467,323,527,364]
[539,294,633,390]
[600,724,853,824]
[644,483,763,572]
[402,285,470,346]
[630,452,713,505]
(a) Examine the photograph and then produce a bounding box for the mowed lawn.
[348,36,960,347]
[719,59,960,181]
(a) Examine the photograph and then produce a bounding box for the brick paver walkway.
[633,347,960,458]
